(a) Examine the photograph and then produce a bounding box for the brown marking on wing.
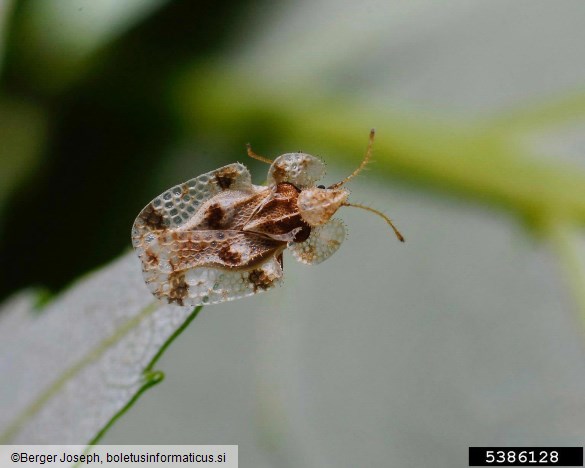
[140,204,167,231]
[167,271,188,306]
[158,230,284,272]
[215,165,240,189]
[249,268,273,292]
[145,249,159,268]
[186,189,271,232]
[204,203,226,229]
[218,244,242,266]
[297,248,316,264]
[181,183,190,197]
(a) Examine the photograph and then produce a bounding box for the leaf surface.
[0,252,196,444]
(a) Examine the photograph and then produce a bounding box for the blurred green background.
[2,0,585,466]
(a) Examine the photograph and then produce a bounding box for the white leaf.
[0,252,196,444]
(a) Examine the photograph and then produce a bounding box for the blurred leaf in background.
[0,0,256,299]
[2,1,585,467]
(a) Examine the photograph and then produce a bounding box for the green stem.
[0,302,203,445]
[547,224,585,327]
[488,89,585,132]
[144,305,203,373]
[86,305,203,447]
[178,69,585,228]
[0,300,159,443]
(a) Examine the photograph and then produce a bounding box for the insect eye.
[317,184,325,189]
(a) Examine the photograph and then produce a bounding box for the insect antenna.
[342,202,405,242]
[246,143,273,164]
[329,128,375,189]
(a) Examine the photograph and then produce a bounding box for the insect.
[132,130,404,307]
